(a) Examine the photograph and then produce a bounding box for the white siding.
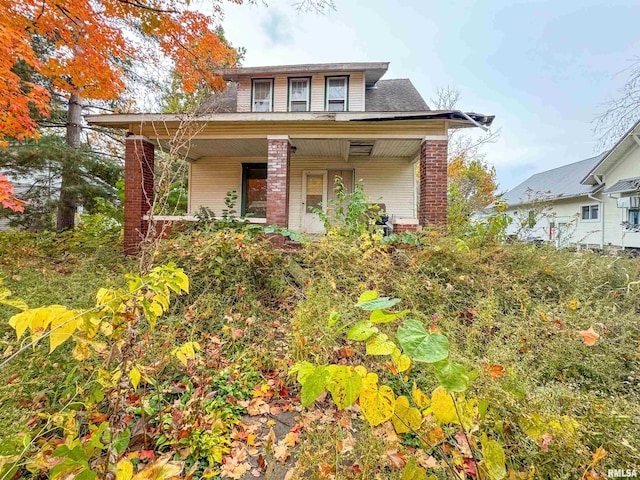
[236,78,251,113]
[188,156,416,230]
[235,71,366,113]
[288,156,416,230]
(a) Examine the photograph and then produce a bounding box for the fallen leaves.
[579,327,600,346]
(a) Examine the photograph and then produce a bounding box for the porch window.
[242,163,267,218]
[581,204,599,221]
[252,79,273,112]
[629,208,640,227]
[289,78,310,111]
[325,76,348,111]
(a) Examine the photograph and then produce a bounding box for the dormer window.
[252,78,273,112]
[326,76,348,111]
[289,78,310,111]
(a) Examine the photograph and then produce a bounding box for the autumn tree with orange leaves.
[0,0,243,229]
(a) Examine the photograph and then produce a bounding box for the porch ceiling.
[156,138,423,161]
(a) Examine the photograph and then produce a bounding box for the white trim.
[301,170,328,232]
[143,214,267,224]
[580,204,600,222]
[187,162,192,214]
[325,76,348,112]
[288,77,311,112]
[266,135,290,141]
[423,135,449,141]
[395,218,419,225]
[126,135,151,142]
[252,78,274,113]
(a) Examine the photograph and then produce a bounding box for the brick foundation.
[419,140,448,227]
[266,137,290,228]
[394,224,419,234]
[124,136,155,255]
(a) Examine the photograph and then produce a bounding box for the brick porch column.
[266,136,290,228]
[124,135,155,255]
[419,139,448,227]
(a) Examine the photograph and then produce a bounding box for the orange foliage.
[0,173,26,212]
[0,0,241,143]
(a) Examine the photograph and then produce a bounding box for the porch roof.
[84,110,494,133]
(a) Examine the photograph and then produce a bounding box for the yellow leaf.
[72,341,91,361]
[175,271,189,293]
[412,383,430,409]
[359,373,395,426]
[49,310,79,353]
[591,446,607,465]
[430,386,458,425]
[392,395,422,434]
[8,309,35,339]
[392,347,411,372]
[116,459,134,480]
[130,367,141,390]
[132,455,183,480]
[567,299,580,311]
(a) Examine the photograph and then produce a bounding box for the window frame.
[628,208,640,227]
[287,76,312,112]
[324,75,349,112]
[251,78,274,112]
[241,163,268,218]
[580,204,600,222]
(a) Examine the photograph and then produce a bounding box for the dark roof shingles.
[365,79,429,112]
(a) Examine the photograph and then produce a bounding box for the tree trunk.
[56,93,82,231]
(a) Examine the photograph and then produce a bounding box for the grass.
[0,227,639,479]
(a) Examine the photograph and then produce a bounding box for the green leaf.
[290,361,315,385]
[113,429,131,454]
[76,468,97,480]
[301,366,331,407]
[434,360,471,392]
[401,458,431,480]
[370,308,410,324]
[346,320,379,341]
[397,319,449,363]
[325,366,362,409]
[357,297,401,311]
[365,333,396,355]
[481,434,507,480]
[327,311,340,327]
[358,290,378,303]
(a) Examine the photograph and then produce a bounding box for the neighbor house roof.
[364,79,429,112]
[501,153,606,207]
[603,176,640,195]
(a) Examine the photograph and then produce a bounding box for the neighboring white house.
[501,120,640,250]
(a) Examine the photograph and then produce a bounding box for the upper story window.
[252,79,273,112]
[289,78,310,111]
[581,204,599,221]
[326,76,348,111]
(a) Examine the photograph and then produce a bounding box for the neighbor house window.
[629,208,640,227]
[242,163,267,218]
[252,79,273,112]
[289,77,310,111]
[325,76,348,111]
[581,204,599,221]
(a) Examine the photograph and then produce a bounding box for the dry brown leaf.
[579,327,600,346]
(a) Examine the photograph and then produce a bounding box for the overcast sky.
[217,0,640,192]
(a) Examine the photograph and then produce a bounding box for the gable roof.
[365,79,429,112]
[501,153,606,207]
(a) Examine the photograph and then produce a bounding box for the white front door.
[302,171,327,233]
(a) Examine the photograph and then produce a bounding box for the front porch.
[84,112,470,253]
